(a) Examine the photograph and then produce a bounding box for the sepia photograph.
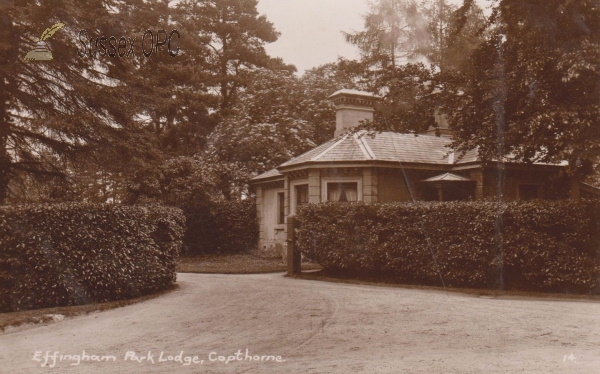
[1,0,600,372]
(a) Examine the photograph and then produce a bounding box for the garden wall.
[297,201,600,293]
[0,204,185,312]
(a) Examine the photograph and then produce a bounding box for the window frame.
[276,192,285,224]
[321,176,363,203]
[290,179,309,214]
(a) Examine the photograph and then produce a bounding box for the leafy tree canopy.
[444,0,600,173]
[343,0,487,136]
[203,63,360,198]
[204,69,314,198]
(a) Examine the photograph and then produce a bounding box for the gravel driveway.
[1,273,600,373]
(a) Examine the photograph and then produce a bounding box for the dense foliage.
[125,157,256,254]
[343,0,600,177]
[5,0,600,203]
[444,0,600,171]
[175,0,288,110]
[344,0,488,135]
[4,0,600,268]
[1,0,291,204]
[296,201,600,293]
[0,204,185,312]
[204,66,359,197]
[185,199,257,254]
[1,1,161,204]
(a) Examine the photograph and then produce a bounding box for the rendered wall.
[257,185,286,251]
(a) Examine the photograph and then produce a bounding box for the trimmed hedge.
[297,201,600,293]
[0,204,185,312]
[184,199,258,254]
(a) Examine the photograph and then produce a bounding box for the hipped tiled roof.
[252,131,479,182]
[281,132,479,167]
[252,168,282,180]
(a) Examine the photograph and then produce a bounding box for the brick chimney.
[328,89,380,137]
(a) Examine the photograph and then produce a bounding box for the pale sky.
[256,0,493,75]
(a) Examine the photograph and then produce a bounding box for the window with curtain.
[295,185,308,207]
[327,182,358,202]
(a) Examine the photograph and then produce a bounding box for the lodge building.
[250,90,598,252]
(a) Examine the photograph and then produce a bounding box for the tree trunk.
[0,13,13,204]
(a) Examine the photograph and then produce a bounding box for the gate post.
[287,214,301,275]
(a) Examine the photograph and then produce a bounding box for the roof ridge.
[311,134,348,161]
[279,138,338,166]
[353,133,376,160]
[276,131,484,168]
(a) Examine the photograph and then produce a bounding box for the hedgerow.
[296,201,600,293]
[125,157,257,255]
[0,204,185,312]
[184,199,258,254]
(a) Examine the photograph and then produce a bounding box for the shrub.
[184,199,258,254]
[125,157,257,255]
[296,200,600,293]
[0,203,185,312]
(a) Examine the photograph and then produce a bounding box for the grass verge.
[178,252,322,274]
[0,284,178,333]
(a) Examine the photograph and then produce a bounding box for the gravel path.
[1,273,600,373]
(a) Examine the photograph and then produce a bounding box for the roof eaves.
[250,174,285,184]
[277,159,460,173]
[250,168,284,183]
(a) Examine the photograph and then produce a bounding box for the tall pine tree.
[176,0,282,111]
[0,0,158,203]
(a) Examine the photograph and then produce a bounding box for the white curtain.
[345,184,358,202]
[328,185,341,202]
[328,183,358,202]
